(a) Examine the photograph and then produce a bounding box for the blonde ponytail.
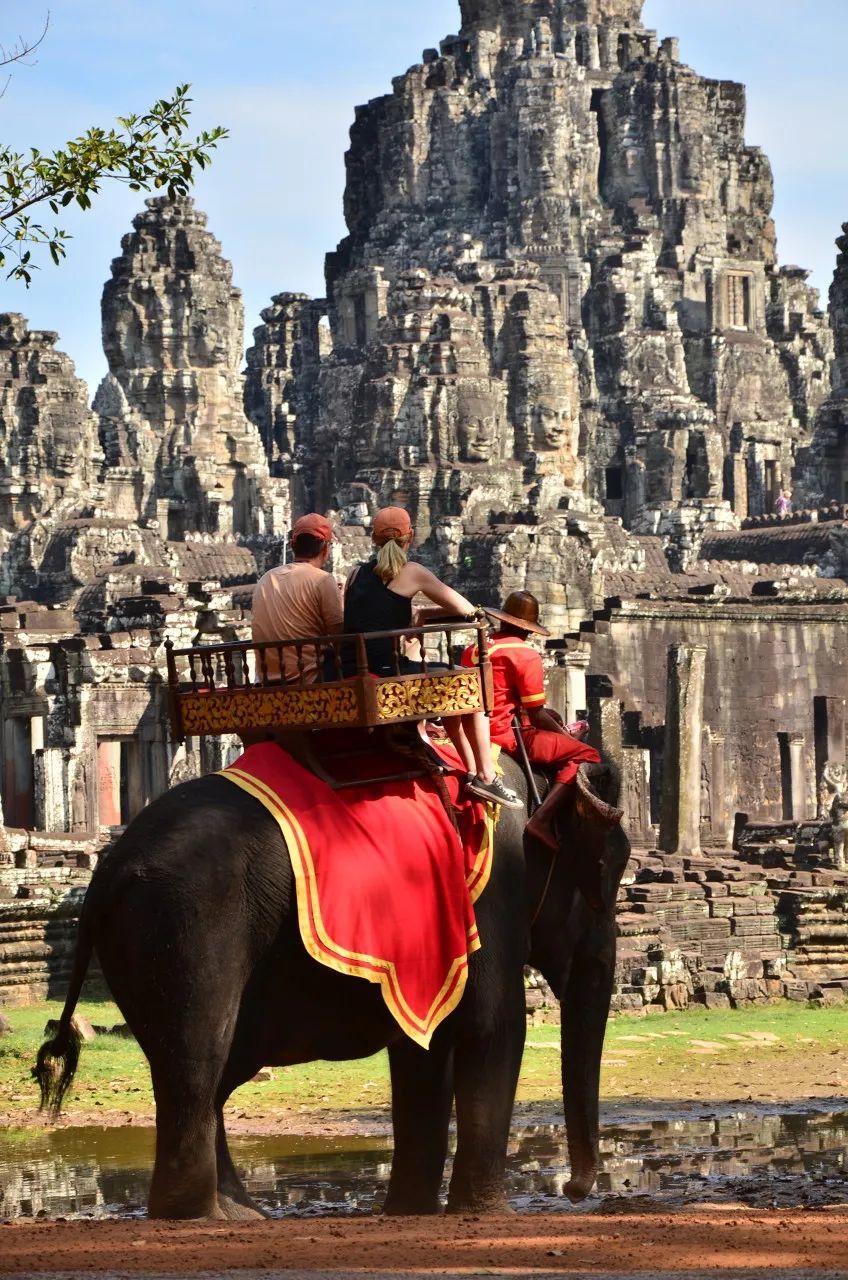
[374,538,409,584]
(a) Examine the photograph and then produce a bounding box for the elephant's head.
[526,762,630,1205]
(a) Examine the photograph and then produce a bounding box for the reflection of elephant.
[36,757,628,1220]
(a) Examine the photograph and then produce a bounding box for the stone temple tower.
[98,197,287,541]
[800,224,848,506]
[247,0,832,612]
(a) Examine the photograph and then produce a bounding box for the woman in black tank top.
[338,507,521,809]
[343,557,413,676]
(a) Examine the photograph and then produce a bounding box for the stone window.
[777,733,792,821]
[605,465,624,500]
[2,716,33,828]
[540,270,569,325]
[354,294,368,348]
[97,738,143,827]
[97,739,124,827]
[725,273,752,330]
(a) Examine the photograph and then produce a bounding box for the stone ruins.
[2,0,848,1011]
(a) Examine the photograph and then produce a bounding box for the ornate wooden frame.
[165,621,493,742]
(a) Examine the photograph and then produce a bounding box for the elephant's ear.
[575,763,624,829]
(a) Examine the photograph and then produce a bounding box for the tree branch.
[0,11,50,70]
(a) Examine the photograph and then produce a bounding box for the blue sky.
[2,0,847,394]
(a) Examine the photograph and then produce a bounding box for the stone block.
[43,1013,97,1042]
[728,978,765,1003]
[702,992,732,1010]
[814,987,846,1006]
[703,883,730,898]
[610,992,645,1012]
[660,983,690,1010]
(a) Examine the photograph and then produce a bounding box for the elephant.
[36,754,629,1221]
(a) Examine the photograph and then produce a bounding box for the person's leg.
[523,729,601,851]
[464,712,497,783]
[463,714,522,808]
[442,716,477,777]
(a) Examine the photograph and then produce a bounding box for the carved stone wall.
[0,316,103,597]
[578,593,848,827]
[243,293,328,491]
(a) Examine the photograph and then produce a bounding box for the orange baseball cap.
[372,506,413,544]
[291,513,334,543]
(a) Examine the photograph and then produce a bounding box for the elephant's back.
[91,773,294,930]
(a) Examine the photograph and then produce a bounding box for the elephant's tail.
[33,889,97,1115]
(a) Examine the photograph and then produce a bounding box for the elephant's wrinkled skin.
[36,756,629,1220]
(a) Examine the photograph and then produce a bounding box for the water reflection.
[1,1108,847,1220]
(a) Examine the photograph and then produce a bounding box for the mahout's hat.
[484,590,550,637]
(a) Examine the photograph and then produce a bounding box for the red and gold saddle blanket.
[220,740,494,1048]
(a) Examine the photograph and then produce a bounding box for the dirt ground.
[2,1209,848,1274]
[4,1005,848,1271]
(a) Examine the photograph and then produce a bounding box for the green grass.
[1,1000,847,1121]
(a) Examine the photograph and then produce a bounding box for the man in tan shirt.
[252,514,343,682]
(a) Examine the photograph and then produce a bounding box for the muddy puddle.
[1,1107,847,1220]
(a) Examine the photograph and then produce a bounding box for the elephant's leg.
[140,971,242,1220]
[215,1113,267,1221]
[561,949,614,1203]
[447,977,526,1214]
[384,1034,454,1215]
[148,1067,222,1220]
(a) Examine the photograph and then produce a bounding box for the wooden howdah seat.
[165,620,494,796]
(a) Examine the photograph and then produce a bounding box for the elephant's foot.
[148,1201,225,1221]
[216,1192,267,1221]
[447,1189,513,1215]
[383,1192,443,1216]
[563,1166,598,1203]
[448,1199,514,1216]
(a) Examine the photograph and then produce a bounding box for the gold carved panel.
[179,685,360,736]
[376,671,484,721]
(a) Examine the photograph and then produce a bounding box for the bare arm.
[400,563,475,617]
[526,705,569,735]
[413,605,467,625]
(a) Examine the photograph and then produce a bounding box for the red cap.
[291,513,334,543]
[372,506,413,545]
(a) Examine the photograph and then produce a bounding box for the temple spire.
[459,0,644,34]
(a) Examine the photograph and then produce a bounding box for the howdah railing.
[165,620,493,741]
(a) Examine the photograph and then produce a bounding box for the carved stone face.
[533,401,569,452]
[458,414,496,463]
[520,115,570,198]
[457,389,500,463]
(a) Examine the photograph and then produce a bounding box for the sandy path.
[2,1210,848,1274]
